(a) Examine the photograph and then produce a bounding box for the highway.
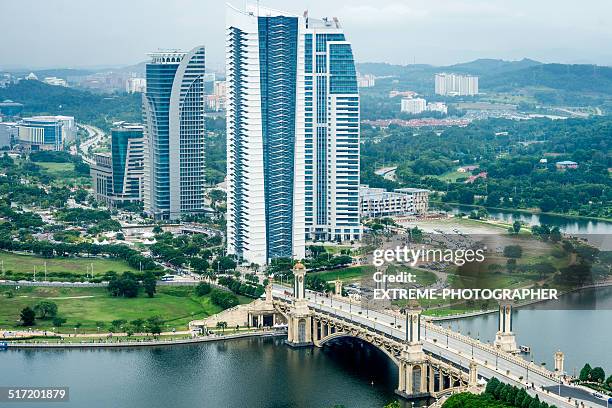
[78,124,106,165]
[272,284,604,408]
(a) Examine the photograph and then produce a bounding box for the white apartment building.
[126,77,146,93]
[435,73,479,96]
[426,102,448,114]
[357,73,375,88]
[401,97,427,114]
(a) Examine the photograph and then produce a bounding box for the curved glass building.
[143,47,207,220]
[226,4,361,265]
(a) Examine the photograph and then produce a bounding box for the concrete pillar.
[429,365,435,393]
[334,279,343,296]
[265,282,272,302]
[398,362,406,392]
[554,351,564,375]
[420,363,427,393]
[494,302,518,353]
[469,360,478,386]
[293,262,306,301]
[406,365,413,394]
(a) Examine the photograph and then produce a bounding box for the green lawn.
[35,161,91,187]
[0,251,140,279]
[36,162,76,176]
[310,265,375,282]
[435,170,472,182]
[0,285,252,332]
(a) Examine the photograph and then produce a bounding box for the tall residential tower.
[143,47,207,220]
[226,4,361,265]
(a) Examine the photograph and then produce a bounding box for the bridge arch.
[317,332,401,367]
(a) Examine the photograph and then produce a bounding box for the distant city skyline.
[2,0,612,70]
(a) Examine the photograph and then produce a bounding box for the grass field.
[0,285,252,332]
[36,162,76,177]
[311,265,375,282]
[0,251,139,278]
[435,170,472,182]
[35,161,91,187]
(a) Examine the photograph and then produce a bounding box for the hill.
[0,80,141,130]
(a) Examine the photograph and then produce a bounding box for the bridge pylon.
[396,302,429,399]
[286,262,313,347]
[494,301,518,353]
[554,350,564,376]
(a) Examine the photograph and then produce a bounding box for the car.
[592,392,603,399]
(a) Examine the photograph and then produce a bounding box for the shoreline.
[431,201,612,223]
[3,330,286,349]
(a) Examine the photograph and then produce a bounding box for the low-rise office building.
[16,115,76,151]
[360,185,430,218]
[91,124,144,207]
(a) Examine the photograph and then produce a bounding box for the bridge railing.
[424,323,555,380]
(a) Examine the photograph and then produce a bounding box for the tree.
[485,377,500,395]
[147,316,163,336]
[142,271,157,298]
[605,374,612,389]
[152,225,163,234]
[20,306,36,326]
[33,300,58,319]
[512,220,522,234]
[383,402,400,408]
[590,367,605,383]
[110,319,127,332]
[52,316,67,327]
[579,363,592,381]
[130,318,145,333]
[515,387,529,407]
[503,245,523,258]
[195,282,211,297]
[216,321,227,334]
[210,289,239,309]
[528,395,541,408]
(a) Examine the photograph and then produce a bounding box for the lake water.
[2,336,419,408]
[448,205,612,235]
[441,286,612,376]
[3,289,611,407]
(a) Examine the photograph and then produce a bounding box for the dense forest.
[0,80,141,131]
[361,116,612,219]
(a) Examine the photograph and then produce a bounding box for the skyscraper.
[143,47,207,220]
[226,4,361,265]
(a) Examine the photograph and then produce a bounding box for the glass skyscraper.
[143,47,207,220]
[226,4,361,265]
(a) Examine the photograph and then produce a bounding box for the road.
[78,124,106,165]
[272,284,601,408]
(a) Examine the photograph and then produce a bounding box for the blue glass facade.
[258,16,298,260]
[144,62,179,216]
[111,128,142,196]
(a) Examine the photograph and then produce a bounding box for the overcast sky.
[2,0,612,71]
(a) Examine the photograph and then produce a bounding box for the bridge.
[268,262,586,407]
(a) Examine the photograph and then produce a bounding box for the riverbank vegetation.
[443,377,557,408]
[576,363,612,394]
[0,285,251,332]
[361,116,612,219]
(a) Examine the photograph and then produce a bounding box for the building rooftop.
[395,188,430,193]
